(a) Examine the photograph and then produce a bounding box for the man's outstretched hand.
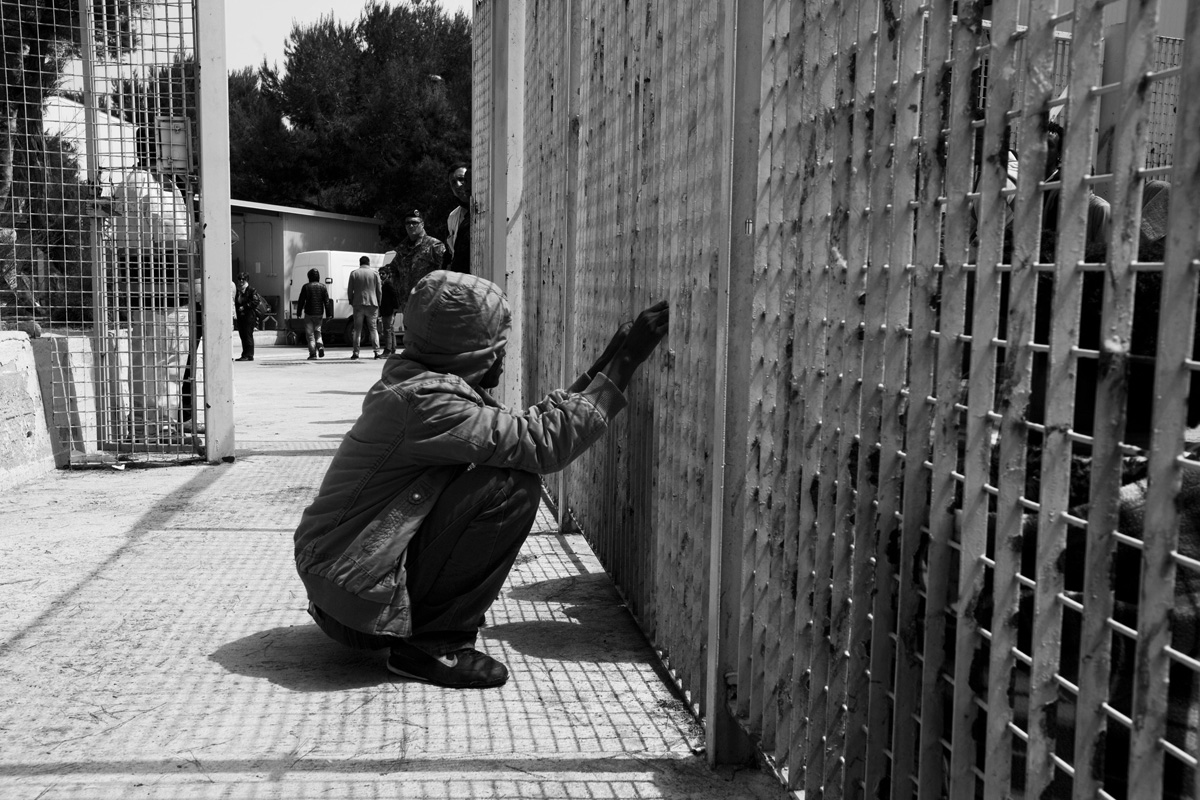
[620,300,669,364]
[599,301,669,391]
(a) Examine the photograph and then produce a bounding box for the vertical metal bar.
[821,0,863,794]
[1130,4,1199,794]
[1058,4,1113,797]
[803,0,839,792]
[796,4,835,796]
[706,0,759,767]
[557,0,580,534]
[657,0,685,714]
[773,0,803,768]
[733,0,764,725]
[1004,1,1059,796]
[77,0,109,455]
[912,2,954,797]
[885,0,930,793]
[786,0,821,790]
[194,0,233,461]
[943,4,989,796]
[977,3,1023,797]
[862,0,903,792]
[843,4,881,796]
[746,0,786,755]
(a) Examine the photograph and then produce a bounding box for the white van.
[285,250,396,346]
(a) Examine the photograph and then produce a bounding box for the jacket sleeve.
[403,373,628,474]
[297,284,310,314]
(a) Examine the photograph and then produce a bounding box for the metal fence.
[480,0,1200,797]
[2,0,231,463]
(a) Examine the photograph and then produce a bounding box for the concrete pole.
[195,0,235,461]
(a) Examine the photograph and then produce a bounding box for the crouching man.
[293,270,669,688]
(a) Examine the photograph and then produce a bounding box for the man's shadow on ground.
[210,574,656,689]
[482,574,655,665]
[209,621,388,692]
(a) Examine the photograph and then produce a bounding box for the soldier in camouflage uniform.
[393,209,447,304]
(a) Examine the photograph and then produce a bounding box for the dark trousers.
[379,313,396,353]
[236,315,255,359]
[311,466,541,656]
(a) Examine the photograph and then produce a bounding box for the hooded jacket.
[294,271,627,637]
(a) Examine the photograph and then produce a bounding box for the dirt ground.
[0,342,784,799]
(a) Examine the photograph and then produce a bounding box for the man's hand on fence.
[620,300,669,364]
[599,301,669,391]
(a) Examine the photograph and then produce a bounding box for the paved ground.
[0,341,782,799]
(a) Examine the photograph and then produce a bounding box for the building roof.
[231,200,382,226]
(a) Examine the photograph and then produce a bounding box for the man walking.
[294,271,669,688]
[347,255,382,360]
[296,268,332,359]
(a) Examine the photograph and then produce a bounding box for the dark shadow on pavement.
[209,623,388,691]
[486,574,653,664]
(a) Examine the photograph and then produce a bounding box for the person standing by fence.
[444,166,470,273]
[297,268,332,360]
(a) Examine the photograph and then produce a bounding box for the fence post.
[704,0,760,767]
[486,0,526,408]
[558,0,582,533]
[195,0,234,461]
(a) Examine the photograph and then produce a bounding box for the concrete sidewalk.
[0,343,780,799]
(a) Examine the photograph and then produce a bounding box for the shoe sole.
[386,660,507,688]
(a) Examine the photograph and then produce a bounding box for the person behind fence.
[347,255,382,360]
[293,270,669,688]
[444,165,470,273]
[234,272,263,362]
[111,127,189,309]
[297,267,332,360]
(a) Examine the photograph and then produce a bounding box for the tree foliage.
[229,1,471,244]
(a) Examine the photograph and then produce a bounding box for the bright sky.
[225,0,473,73]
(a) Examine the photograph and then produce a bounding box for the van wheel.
[286,331,299,346]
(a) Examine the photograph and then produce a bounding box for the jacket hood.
[401,271,511,385]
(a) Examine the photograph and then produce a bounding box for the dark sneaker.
[318,347,325,358]
[374,351,384,359]
[387,643,508,688]
[350,353,360,360]
[307,354,317,360]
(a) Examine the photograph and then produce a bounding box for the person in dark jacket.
[378,265,401,356]
[297,268,331,360]
[294,271,669,688]
[233,272,263,362]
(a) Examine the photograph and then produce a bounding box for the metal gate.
[483,0,1200,796]
[1,0,232,464]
